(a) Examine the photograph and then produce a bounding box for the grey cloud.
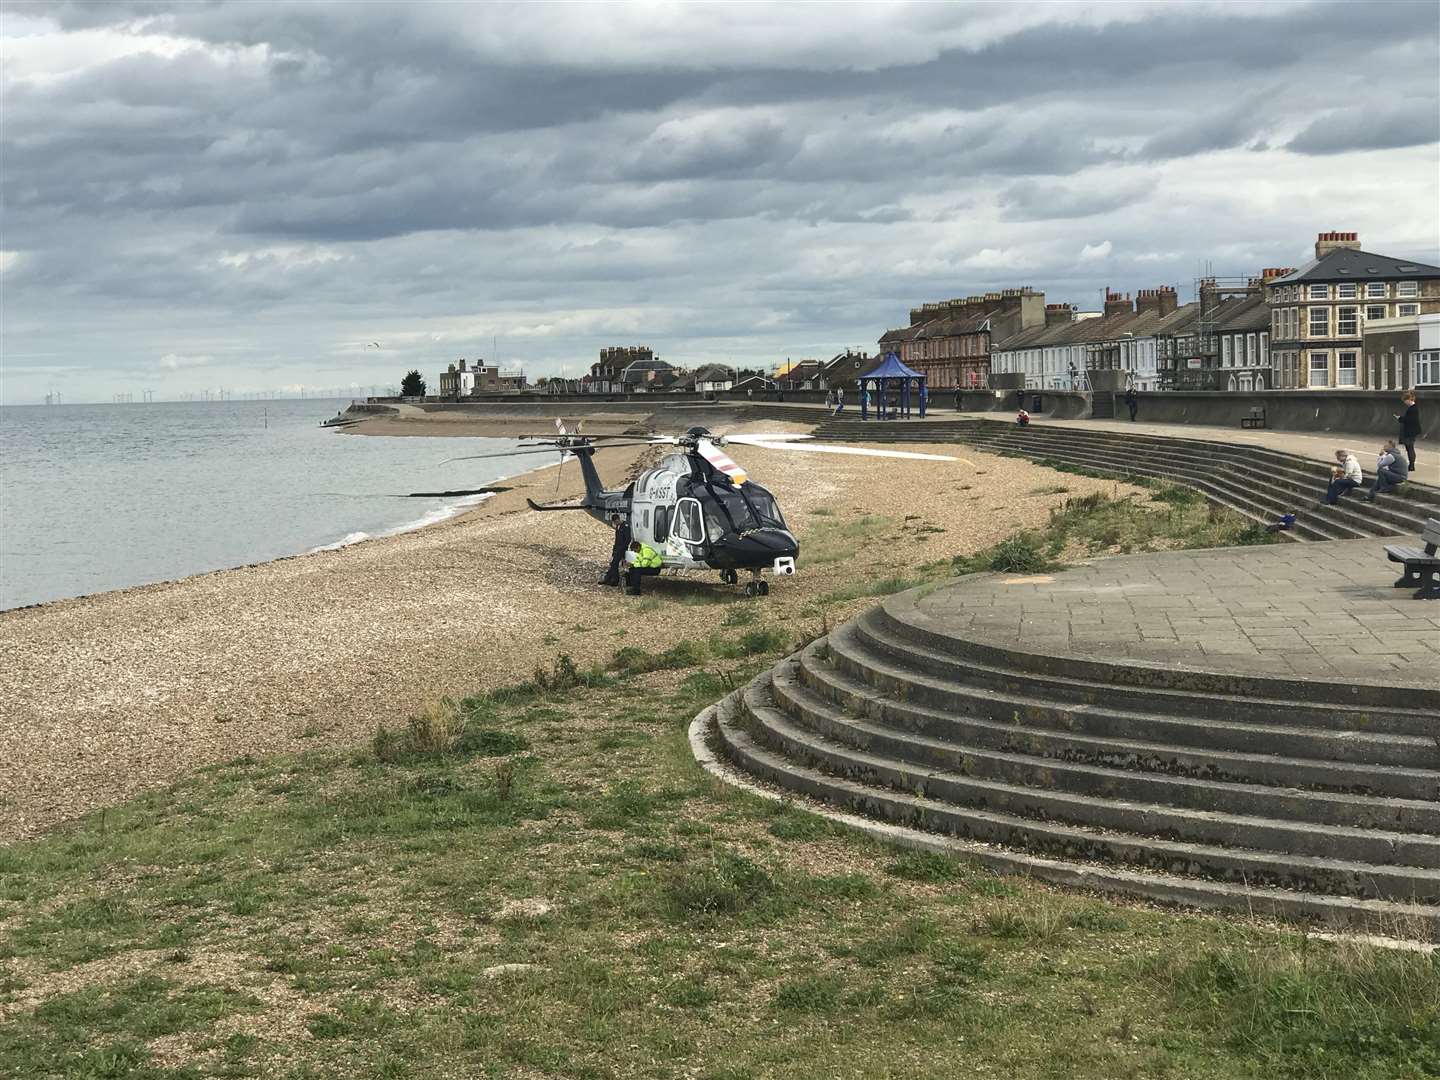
[1286,105,1440,156]
[998,179,1148,222]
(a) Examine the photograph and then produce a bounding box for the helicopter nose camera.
[773,557,796,576]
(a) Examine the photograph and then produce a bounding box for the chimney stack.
[1045,303,1074,327]
[1103,289,1133,318]
[1315,231,1360,260]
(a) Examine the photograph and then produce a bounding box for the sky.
[2,1,1438,405]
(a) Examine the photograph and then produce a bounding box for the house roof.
[1211,292,1272,333]
[691,364,734,382]
[993,302,1200,352]
[1271,248,1440,285]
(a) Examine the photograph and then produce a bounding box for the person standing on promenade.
[1125,384,1138,422]
[1322,448,1363,505]
[1365,440,1409,501]
[600,512,630,586]
[1396,391,1421,472]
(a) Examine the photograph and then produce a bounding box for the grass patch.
[1,573,1425,1079]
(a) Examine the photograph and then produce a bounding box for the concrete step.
[707,695,1440,932]
[967,433,1429,536]
[791,641,1440,834]
[825,621,1440,800]
[766,661,1440,868]
[857,607,1440,737]
[732,672,1440,903]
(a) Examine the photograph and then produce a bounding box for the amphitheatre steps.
[699,552,1440,933]
[808,418,1440,543]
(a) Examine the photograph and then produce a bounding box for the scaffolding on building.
[1159,276,1255,390]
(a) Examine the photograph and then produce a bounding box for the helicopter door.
[654,505,670,543]
[674,498,705,545]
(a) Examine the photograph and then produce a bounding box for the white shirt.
[1342,455,1362,483]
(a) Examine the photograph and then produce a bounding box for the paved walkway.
[914,539,1440,687]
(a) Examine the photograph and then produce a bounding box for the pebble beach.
[0,414,1143,842]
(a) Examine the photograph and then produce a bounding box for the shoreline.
[0,420,1148,843]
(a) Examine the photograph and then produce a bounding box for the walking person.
[1124,383,1138,422]
[1365,440,1409,501]
[599,512,630,586]
[1396,391,1421,472]
[1321,449,1363,506]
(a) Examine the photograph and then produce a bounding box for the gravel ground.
[0,419,1142,842]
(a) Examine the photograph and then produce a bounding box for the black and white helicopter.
[450,422,955,596]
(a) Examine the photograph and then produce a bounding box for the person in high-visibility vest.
[624,541,663,595]
[628,541,662,569]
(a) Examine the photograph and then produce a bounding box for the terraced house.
[878,288,1045,389]
[993,288,1197,391]
[1268,232,1440,389]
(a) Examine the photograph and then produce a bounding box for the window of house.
[1398,303,1420,317]
[1308,284,1329,300]
[1221,337,1232,365]
[1337,352,1358,386]
[1366,282,1386,298]
[1397,281,1419,297]
[1308,307,1328,336]
[1337,307,1358,335]
[1308,352,1329,387]
[1336,283,1357,299]
[1415,350,1440,386]
[1366,304,1387,321]
[1247,333,1257,365]
[1260,333,1269,365]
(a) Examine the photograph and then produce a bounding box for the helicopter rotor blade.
[440,440,657,464]
[721,436,957,462]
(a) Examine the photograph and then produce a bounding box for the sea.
[0,399,533,610]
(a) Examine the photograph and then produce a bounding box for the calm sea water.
[0,400,533,610]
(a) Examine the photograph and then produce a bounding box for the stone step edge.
[690,699,1440,937]
[823,624,1440,801]
[768,663,1440,865]
[856,608,1440,737]
[966,441,1417,536]
[878,587,1440,715]
[960,421,1440,497]
[742,677,1440,898]
[788,644,1440,833]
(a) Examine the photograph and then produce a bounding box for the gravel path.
[0,420,1142,841]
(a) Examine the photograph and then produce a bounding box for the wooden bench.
[1384,518,1440,600]
[1240,407,1266,429]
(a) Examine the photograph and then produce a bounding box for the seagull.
[368,341,382,349]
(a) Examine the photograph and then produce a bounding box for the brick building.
[878,288,1046,389]
[1268,232,1440,388]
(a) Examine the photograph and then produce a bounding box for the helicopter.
[449,423,956,596]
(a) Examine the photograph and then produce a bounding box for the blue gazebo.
[859,352,927,420]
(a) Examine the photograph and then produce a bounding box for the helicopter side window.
[654,506,670,542]
[674,498,704,543]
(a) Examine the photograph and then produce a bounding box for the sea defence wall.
[1130,389,1439,436]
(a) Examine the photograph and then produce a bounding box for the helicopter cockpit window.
[674,498,704,543]
[705,485,786,535]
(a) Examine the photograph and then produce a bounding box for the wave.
[308,492,494,554]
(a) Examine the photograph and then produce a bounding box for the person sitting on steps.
[1321,448,1363,506]
[1365,439,1409,502]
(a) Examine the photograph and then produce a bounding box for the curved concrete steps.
[809,417,1440,544]
[700,583,1440,933]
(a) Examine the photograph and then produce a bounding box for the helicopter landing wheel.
[720,569,738,585]
[758,580,770,596]
[744,581,759,598]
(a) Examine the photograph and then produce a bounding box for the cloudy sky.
[2,1,1437,404]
